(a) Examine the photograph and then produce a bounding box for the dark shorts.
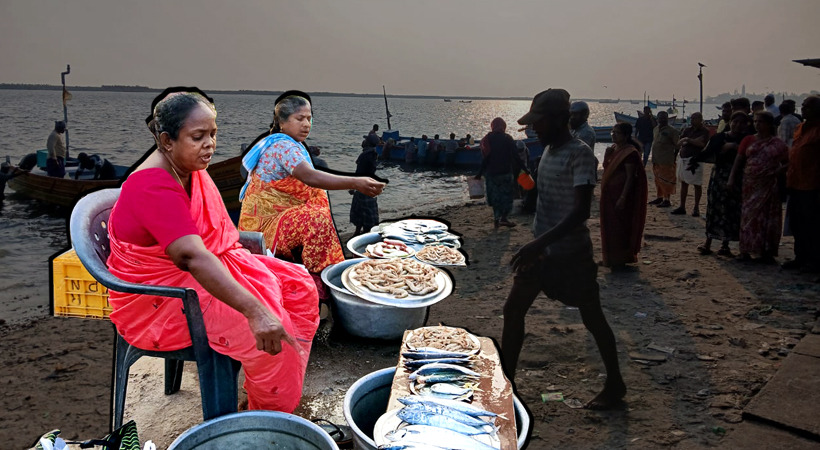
[514,252,600,307]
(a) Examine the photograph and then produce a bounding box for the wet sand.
[2,169,819,449]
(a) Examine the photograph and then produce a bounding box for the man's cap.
[518,89,571,125]
[570,101,589,113]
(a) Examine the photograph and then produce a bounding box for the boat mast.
[383,85,392,130]
[61,65,70,158]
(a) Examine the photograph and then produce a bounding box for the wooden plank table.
[385,328,518,449]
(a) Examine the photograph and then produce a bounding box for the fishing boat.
[593,126,614,142]
[598,98,620,104]
[443,99,452,102]
[8,155,245,210]
[459,100,472,103]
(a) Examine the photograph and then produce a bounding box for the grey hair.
[271,96,310,133]
[149,92,216,141]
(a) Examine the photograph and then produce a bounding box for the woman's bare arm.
[165,235,299,356]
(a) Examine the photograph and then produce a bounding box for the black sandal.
[312,418,353,448]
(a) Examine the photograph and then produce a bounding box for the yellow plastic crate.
[52,249,111,319]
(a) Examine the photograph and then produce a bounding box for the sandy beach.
[1,168,819,449]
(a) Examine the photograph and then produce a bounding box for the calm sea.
[0,89,721,322]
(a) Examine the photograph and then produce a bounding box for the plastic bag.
[467,177,485,199]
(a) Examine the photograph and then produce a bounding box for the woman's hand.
[246,306,299,356]
[616,196,626,210]
[355,177,385,197]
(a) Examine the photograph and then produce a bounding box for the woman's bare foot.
[585,380,626,410]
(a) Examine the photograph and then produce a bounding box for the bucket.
[517,172,535,190]
[467,177,485,199]
[167,411,339,450]
[344,367,531,449]
[321,259,429,340]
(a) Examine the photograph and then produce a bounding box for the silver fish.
[403,348,474,360]
[386,425,499,450]
[415,382,474,401]
[398,406,490,436]
[409,363,480,380]
[404,357,475,369]
[401,403,495,430]
[416,374,479,384]
[399,396,498,418]
[378,444,448,450]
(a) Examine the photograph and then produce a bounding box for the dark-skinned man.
[502,88,626,410]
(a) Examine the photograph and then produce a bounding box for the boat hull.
[8,156,245,211]
[7,171,121,208]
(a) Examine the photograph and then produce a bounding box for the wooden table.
[386,329,518,449]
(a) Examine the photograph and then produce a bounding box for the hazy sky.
[1,0,818,100]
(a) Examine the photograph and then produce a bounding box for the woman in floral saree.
[729,111,789,263]
[238,91,385,283]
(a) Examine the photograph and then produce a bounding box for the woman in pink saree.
[106,90,318,412]
[729,111,789,264]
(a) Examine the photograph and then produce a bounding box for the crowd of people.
[646,95,820,272]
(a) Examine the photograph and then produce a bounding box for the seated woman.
[107,90,318,413]
[238,91,385,279]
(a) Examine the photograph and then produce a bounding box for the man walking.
[502,88,626,410]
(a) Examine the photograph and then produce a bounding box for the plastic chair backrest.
[70,188,187,299]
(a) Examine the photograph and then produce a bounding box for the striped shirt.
[534,138,597,256]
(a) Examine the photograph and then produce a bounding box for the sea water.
[0,89,721,322]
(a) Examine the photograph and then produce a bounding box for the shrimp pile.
[350,258,439,298]
[406,326,479,353]
[415,245,465,265]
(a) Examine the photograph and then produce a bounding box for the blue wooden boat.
[375,130,544,168]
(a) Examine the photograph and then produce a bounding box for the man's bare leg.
[579,303,626,409]
[501,279,541,383]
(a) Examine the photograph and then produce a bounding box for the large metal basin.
[321,258,429,340]
[167,411,338,450]
[344,367,531,449]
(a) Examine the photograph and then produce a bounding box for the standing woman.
[476,117,527,228]
[688,112,750,256]
[600,123,648,268]
[728,111,789,263]
[238,91,385,280]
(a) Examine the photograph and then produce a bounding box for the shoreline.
[2,168,819,448]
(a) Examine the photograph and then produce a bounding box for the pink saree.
[107,170,319,412]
